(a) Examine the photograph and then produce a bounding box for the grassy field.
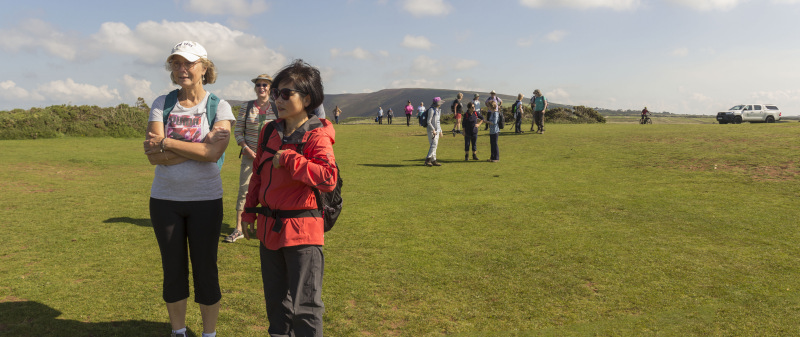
[2,121,800,336]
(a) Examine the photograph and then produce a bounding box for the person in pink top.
[404,100,414,126]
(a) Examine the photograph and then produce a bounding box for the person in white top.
[143,40,233,337]
[425,97,444,166]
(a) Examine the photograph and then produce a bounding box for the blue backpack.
[418,108,428,127]
[161,89,225,170]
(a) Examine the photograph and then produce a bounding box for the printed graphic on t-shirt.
[167,114,204,142]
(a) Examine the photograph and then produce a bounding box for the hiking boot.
[224,230,244,243]
[171,333,185,337]
[431,160,441,166]
[472,154,479,161]
[465,154,469,161]
[424,158,432,167]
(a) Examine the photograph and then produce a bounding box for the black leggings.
[150,197,222,305]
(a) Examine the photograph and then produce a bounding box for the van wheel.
[734,116,742,124]
[766,116,775,123]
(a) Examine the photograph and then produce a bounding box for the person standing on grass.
[417,101,426,118]
[242,59,337,337]
[485,91,502,130]
[472,93,481,119]
[387,108,393,125]
[512,93,524,134]
[425,97,444,167]
[462,101,483,161]
[530,89,548,134]
[143,40,234,337]
[377,106,383,125]
[485,100,500,162]
[333,105,341,124]
[451,93,463,136]
[404,100,414,126]
[226,73,276,244]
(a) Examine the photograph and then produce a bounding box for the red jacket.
[242,116,337,250]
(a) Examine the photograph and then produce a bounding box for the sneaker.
[224,230,244,243]
[431,160,441,166]
[424,158,432,167]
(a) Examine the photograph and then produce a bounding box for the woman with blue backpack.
[143,40,234,337]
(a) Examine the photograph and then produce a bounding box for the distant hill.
[229,88,569,119]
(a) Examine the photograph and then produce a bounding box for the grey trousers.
[260,244,325,337]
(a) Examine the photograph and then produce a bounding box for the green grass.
[2,122,800,336]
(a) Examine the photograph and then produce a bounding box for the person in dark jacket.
[461,102,483,161]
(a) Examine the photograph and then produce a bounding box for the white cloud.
[545,88,571,101]
[401,35,434,50]
[217,80,255,101]
[665,0,743,11]
[330,47,373,60]
[121,75,155,103]
[517,36,535,47]
[672,47,689,57]
[37,78,121,104]
[378,50,390,57]
[454,59,479,70]
[403,0,452,17]
[0,80,44,101]
[180,0,269,17]
[91,21,286,75]
[0,19,82,60]
[519,0,641,10]
[410,55,442,76]
[545,30,568,42]
[749,89,800,103]
[390,78,440,88]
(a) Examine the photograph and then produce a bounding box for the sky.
[2,0,800,115]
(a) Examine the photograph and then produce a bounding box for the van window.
[744,105,752,110]
[754,105,762,110]
[766,105,779,110]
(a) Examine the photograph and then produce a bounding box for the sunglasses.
[270,87,305,100]
[254,83,270,88]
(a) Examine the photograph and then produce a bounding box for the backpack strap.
[254,121,278,175]
[162,89,225,170]
[161,89,181,123]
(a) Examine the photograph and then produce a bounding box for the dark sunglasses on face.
[270,87,305,100]
[255,83,270,88]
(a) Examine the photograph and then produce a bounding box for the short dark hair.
[272,59,324,116]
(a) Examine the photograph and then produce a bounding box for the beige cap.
[251,74,273,84]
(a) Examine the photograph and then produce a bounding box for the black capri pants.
[464,131,477,152]
[150,197,222,305]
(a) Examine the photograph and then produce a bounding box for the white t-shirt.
[148,92,234,201]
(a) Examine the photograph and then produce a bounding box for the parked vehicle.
[716,104,782,124]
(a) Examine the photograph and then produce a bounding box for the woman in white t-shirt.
[142,41,234,337]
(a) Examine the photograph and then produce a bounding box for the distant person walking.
[425,97,444,167]
[227,73,276,244]
[512,93,524,134]
[333,105,341,124]
[451,93,463,136]
[485,90,502,130]
[404,100,414,126]
[377,106,383,125]
[530,89,548,134]
[486,100,500,162]
[417,101,426,118]
[462,101,483,161]
[387,108,393,124]
[472,93,481,118]
[144,40,234,337]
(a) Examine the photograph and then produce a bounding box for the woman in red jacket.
[241,59,337,337]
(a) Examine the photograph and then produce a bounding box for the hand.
[273,149,286,168]
[205,126,230,144]
[143,132,164,155]
[242,146,256,159]
[242,221,255,240]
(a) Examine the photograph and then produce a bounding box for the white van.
[716,104,782,124]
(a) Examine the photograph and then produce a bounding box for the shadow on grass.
[0,300,197,336]
[103,217,151,227]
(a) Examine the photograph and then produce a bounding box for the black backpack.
[255,121,343,232]
[497,111,505,129]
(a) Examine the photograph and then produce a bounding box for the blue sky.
[2,0,800,115]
